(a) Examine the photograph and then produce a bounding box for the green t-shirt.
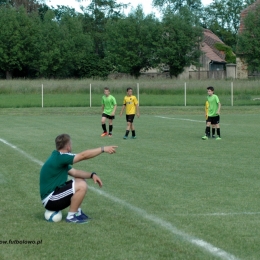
[207,94,220,117]
[102,95,117,115]
[39,150,75,200]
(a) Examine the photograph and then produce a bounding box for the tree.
[36,4,107,78]
[0,0,43,13]
[29,9,63,78]
[201,0,255,49]
[152,0,203,14]
[237,5,260,72]
[157,11,202,78]
[105,6,161,78]
[31,8,100,78]
[81,0,128,58]
[78,0,129,78]
[57,10,107,78]
[0,6,36,78]
[152,0,203,24]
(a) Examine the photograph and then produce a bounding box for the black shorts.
[102,113,115,120]
[44,180,74,211]
[126,114,135,123]
[208,115,220,125]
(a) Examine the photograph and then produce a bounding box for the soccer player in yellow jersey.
[119,87,140,139]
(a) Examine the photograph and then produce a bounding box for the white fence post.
[137,83,139,106]
[90,84,92,107]
[184,82,187,106]
[41,84,43,108]
[231,82,233,106]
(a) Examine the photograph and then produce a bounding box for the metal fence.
[189,70,226,80]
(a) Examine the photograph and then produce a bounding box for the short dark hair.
[55,134,71,150]
[104,87,110,91]
[127,87,132,92]
[207,86,214,91]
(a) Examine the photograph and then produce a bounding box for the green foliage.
[105,7,161,78]
[152,0,203,16]
[0,4,113,79]
[214,42,236,63]
[201,0,256,50]
[237,5,260,73]
[0,0,42,12]
[204,21,237,50]
[0,7,35,78]
[0,2,204,80]
[0,0,258,79]
[81,0,127,60]
[158,11,202,78]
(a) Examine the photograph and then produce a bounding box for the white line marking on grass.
[90,188,239,260]
[172,212,260,216]
[156,116,205,123]
[0,138,43,166]
[0,137,239,260]
[156,116,230,125]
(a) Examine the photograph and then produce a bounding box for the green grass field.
[0,106,259,260]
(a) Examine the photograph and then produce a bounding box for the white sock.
[78,208,82,215]
[67,212,77,219]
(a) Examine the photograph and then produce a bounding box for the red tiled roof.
[201,29,226,63]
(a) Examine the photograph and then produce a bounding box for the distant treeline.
[0,0,258,79]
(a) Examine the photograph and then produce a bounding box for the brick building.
[236,0,260,79]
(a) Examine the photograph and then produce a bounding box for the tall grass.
[0,79,259,107]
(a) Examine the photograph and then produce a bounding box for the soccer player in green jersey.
[101,87,117,137]
[205,100,216,138]
[40,134,117,223]
[202,86,221,140]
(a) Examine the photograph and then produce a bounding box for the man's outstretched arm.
[73,146,117,164]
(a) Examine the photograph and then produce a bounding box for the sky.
[46,0,213,16]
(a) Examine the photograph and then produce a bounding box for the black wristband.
[91,172,96,179]
[101,146,104,153]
